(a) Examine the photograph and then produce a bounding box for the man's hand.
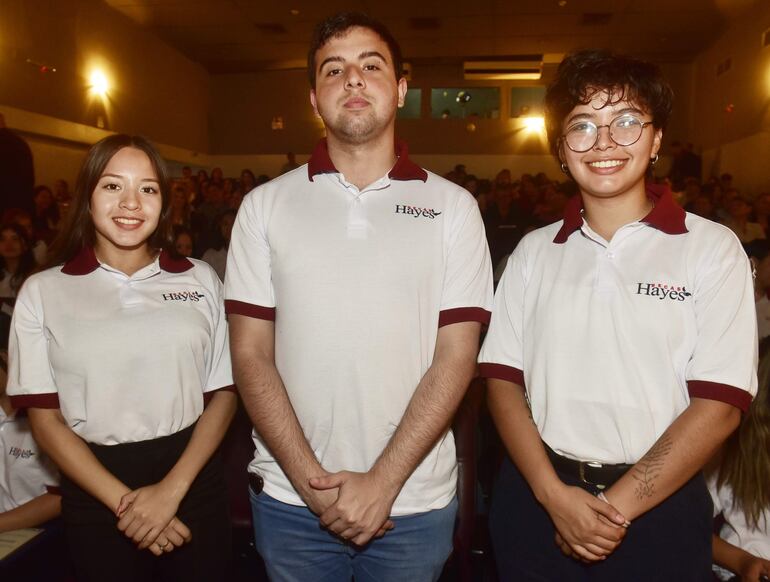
[116,482,183,549]
[541,483,627,562]
[302,481,339,517]
[310,471,396,546]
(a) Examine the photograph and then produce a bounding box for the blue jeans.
[249,488,457,582]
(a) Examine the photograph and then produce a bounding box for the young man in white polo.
[225,12,492,582]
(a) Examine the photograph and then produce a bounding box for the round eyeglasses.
[562,114,653,153]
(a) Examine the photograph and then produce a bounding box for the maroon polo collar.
[61,246,194,275]
[307,138,428,182]
[553,183,688,244]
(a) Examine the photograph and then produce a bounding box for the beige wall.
[208,59,694,180]
[0,0,210,153]
[691,1,770,193]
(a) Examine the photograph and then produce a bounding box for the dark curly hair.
[307,12,403,89]
[544,49,674,157]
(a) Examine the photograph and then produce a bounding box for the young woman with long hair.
[7,134,236,581]
[708,337,770,581]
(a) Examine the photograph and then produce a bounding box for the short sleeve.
[478,246,526,387]
[686,232,757,411]
[8,278,60,408]
[224,191,276,320]
[438,193,493,327]
[204,272,234,393]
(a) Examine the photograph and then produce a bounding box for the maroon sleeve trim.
[438,307,491,327]
[10,393,60,409]
[688,380,753,413]
[479,363,525,388]
[225,300,276,321]
[203,385,237,406]
[45,485,62,496]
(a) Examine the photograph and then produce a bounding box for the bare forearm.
[487,379,561,503]
[0,493,61,533]
[371,323,480,492]
[28,409,130,513]
[605,398,740,520]
[230,316,323,499]
[162,390,237,499]
[713,534,755,574]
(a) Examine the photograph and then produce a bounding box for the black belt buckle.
[578,461,607,489]
[249,472,264,495]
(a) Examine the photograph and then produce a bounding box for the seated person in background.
[724,196,766,244]
[172,226,194,258]
[201,209,235,282]
[746,239,770,341]
[2,210,48,266]
[0,223,36,300]
[706,336,770,582]
[0,223,37,351]
[0,350,61,533]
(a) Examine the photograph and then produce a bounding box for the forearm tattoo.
[630,434,673,500]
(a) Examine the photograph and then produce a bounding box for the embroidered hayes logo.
[636,282,692,301]
[395,204,442,220]
[162,291,205,302]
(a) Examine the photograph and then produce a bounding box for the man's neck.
[326,131,397,190]
[582,184,653,242]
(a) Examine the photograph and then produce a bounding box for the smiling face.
[90,147,162,256]
[310,26,406,146]
[559,90,661,202]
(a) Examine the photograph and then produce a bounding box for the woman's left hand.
[116,483,184,549]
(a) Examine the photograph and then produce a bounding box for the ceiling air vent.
[581,13,613,26]
[464,55,542,80]
[716,57,732,77]
[254,22,288,35]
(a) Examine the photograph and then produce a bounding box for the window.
[430,88,500,119]
[510,87,546,118]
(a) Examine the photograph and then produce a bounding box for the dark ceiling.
[103,0,758,74]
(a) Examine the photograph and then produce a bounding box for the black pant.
[61,423,232,582]
[489,456,713,582]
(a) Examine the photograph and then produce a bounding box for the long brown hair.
[46,135,174,268]
[717,336,770,529]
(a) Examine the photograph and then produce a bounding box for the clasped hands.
[544,484,628,563]
[307,470,398,547]
[115,482,192,556]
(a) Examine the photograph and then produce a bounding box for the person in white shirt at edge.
[745,239,770,341]
[478,49,757,581]
[7,135,236,582]
[0,350,61,533]
[706,336,770,582]
[225,11,492,582]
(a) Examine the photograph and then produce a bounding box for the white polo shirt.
[225,139,493,515]
[479,186,757,464]
[8,248,233,445]
[0,407,59,512]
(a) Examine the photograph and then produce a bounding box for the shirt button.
[606,252,615,259]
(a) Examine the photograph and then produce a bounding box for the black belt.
[544,443,632,489]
